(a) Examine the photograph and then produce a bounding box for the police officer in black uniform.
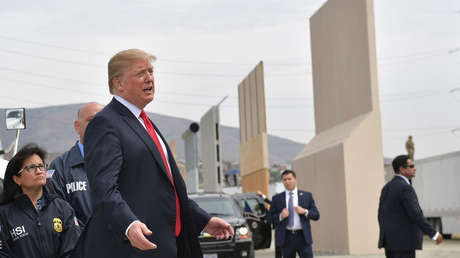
[0,144,81,258]
[48,102,103,226]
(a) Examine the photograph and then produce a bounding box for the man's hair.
[392,155,410,174]
[107,49,156,94]
[1,143,47,204]
[281,169,296,178]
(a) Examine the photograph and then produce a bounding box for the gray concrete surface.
[255,238,460,258]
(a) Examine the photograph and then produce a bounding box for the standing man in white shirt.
[378,155,443,258]
[269,170,320,258]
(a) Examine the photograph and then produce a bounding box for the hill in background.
[0,103,305,165]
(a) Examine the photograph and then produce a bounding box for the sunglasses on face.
[17,163,47,175]
[406,164,415,168]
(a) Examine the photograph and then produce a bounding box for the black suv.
[233,192,272,250]
[189,192,271,258]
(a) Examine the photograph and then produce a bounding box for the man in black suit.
[378,155,443,258]
[76,49,233,258]
[269,170,320,258]
[257,190,283,258]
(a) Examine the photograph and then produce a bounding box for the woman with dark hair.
[0,143,80,258]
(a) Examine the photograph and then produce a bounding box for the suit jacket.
[269,190,319,247]
[74,98,210,258]
[378,175,436,251]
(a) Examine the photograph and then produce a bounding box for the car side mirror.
[6,108,26,130]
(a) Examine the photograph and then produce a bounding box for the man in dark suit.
[269,170,320,258]
[76,49,233,258]
[378,155,443,258]
[257,190,283,258]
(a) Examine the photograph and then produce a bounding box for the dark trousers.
[385,249,415,258]
[281,230,313,258]
[275,245,283,258]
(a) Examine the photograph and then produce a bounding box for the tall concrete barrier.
[293,0,384,254]
[238,61,270,196]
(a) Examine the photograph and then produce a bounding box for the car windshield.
[7,111,22,118]
[192,196,237,216]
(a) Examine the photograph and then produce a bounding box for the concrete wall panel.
[239,133,269,176]
[293,0,384,254]
[238,84,246,143]
[200,106,223,192]
[343,113,384,254]
[295,145,350,254]
[310,0,376,133]
[241,168,269,198]
[238,61,269,195]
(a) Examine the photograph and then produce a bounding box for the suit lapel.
[110,99,171,182]
[394,175,421,204]
[281,192,287,209]
[297,191,303,207]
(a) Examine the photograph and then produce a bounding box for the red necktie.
[140,110,181,237]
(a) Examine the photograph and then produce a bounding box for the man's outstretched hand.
[127,221,157,251]
[204,217,234,240]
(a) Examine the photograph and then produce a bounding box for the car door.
[233,193,272,249]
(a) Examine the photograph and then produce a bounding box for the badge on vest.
[53,218,63,233]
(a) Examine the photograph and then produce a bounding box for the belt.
[286,229,302,234]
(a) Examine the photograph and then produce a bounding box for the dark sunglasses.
[407,164,415,168]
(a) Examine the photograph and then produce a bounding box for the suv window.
[240,198,266,217]
[192,196,240,216]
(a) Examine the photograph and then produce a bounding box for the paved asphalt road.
[255,238,460,258]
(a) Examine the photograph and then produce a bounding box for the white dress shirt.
[284,188,303,230]
[396,174,410,185]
